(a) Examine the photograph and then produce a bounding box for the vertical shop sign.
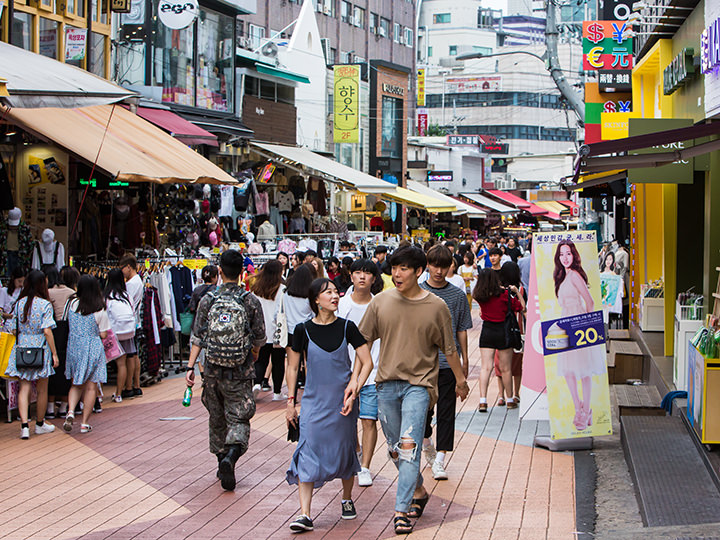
[333,65,360,143]
[532,230,613,440]
[64,28,87,61]
[582,21,633,71]
[417,68,426,107]
[417,108,428,136]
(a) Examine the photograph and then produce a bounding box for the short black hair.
[201,265,218,283]
[350,258,377,274]
[375,245,388,254]
[305,249,317,258]
[308,278,335,314]
[389,245,427,272]
[488,247,503,257]
[219,249,244,281]
[463,250,475,264]
[426,244,453,268]
[499,261,521,287]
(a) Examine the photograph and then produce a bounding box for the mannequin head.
[41,228,55,245]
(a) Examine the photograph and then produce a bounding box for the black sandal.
[393,516,413,535]
[408,494,430,518]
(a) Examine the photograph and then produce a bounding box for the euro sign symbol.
[587,22,604,44]
[587,46,604,69]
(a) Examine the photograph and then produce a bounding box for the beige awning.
[407,181,486,217]
[4,104,236,184]
[382,186,457,213]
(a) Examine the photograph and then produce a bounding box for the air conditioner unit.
[494,173,515,190]
[378,27,386,37]
[239,37,252,49]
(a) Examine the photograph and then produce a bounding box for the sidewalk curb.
[575,449,597,539]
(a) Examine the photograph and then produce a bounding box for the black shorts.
[479,320,509,350]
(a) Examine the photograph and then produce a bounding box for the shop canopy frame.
[407,181,487,217]
[532,201,565,221]
[485,189,549,216]
[133,106,219,147]
[4,104,237,185]
[458,192,517,214]
[381,186,457,213]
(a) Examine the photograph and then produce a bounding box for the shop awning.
[557,199,578,210]
[255,64,311,84]
[0,42,136,108]
[459,192,516,214]
[533,201,566,220]
[407,181,487,217]
[485,189,548,216]
[134,107,219,146]
[566,170,626,192]
[5,104,236,184]
[180,112,254,138]
[251,142,394,193]
[382,186,457,213]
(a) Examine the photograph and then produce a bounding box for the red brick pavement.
[0,315,576,539]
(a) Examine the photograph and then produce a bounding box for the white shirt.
[284,294,314,334]
[446,274,466,290]
[125,274,144,318]
[0,286,20,314]
[68,298,111,333]
[337,293,379,386]
[253,286,284,344]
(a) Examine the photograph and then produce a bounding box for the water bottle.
[182,386,193,407]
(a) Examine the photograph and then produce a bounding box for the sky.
[482,0,509,12]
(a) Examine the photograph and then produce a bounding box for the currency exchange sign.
[582,21,633,71]
[333,65,360,144]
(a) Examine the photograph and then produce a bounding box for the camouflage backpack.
[205,288,252,368]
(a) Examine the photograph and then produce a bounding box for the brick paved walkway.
[0,316,576,539]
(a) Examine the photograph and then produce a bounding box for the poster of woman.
[534,231,612,440]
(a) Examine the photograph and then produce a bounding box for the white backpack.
[107,298,137,340]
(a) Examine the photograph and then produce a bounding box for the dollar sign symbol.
[587,22,604,44]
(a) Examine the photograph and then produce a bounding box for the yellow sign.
[350,194,366,211]
[417,68,425,107]
[601,111,640,140]
[182,259,209,270]
[333,65,360,143]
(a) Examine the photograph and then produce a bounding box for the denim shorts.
[358,384,378,420]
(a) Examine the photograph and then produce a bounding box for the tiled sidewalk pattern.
[0,316,576,539]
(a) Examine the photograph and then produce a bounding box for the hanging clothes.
[169,265,193,314]
[140,286,163,376]
[307,177,327,215]
[149,270,173,328]
[289,175,306,202]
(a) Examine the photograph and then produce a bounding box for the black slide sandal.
[408,494,430,518]
[394,516,413,534]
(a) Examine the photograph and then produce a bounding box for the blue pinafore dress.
[286,321,360,486]
[65,309,107,385]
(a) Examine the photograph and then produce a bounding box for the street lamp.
[456,50,547,63]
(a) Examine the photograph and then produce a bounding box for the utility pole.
[545,0,585,123]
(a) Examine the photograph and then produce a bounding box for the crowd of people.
[2,230,537,534]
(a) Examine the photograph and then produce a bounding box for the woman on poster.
[553,240,606,431]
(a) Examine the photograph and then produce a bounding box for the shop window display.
[154,9,195,107]
[196,8,234,112]
[39,18,59,59]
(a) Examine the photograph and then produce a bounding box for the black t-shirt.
[291,317,365,354]
[506,247,521,262]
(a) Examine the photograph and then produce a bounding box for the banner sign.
[663,48,695,95]
[447,134,480,146]
[628,118,694,184]
[582,21,633,71]
[600,273,623,314]
[417,68,426,107]
[598,70,632,92]
[64,27,87,61]
[333,65,360,143]
[417,108,428,136]
[158,0,198,30]
[533,230,612,439]
[445,75,501,93]
[701,17,720,74]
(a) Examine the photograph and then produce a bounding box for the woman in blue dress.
[285,278,373,533]
[5,270,60,440]
[63,275,110,434]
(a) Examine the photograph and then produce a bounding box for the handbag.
[14,309,45,371]
[287,415,300,442]
[103,328,125,363]
[0,332,17,379]
[179,311,194,336]
[504,290,523,351]
[273,295,288,348]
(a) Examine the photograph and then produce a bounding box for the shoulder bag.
[504,290,523,352]
[273,294,288,349]
[14,307,45,370]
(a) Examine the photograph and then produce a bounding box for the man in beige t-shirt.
[359,246,469,534]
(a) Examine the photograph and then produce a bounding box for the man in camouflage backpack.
[186,250,266,491]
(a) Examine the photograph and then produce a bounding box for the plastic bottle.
[182,386,193,407]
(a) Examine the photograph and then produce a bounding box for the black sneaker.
[341,500,357,520]
[121,389,134,400]
[289,515,313,532]
[133,387,143,397]
[93,398,102,413]
[261,379,271,392]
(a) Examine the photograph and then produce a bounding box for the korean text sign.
[333,65,360,144]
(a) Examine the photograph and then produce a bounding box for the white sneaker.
[271,393,287,401]
[20,427,30,440]
[432,460,448,480]
[35,422,56,435]
[423,443,437,467]
[252,384,261,399]
[357,467,373,487]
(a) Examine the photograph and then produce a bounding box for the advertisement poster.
[65,27,87,61]
[534,231,612,439]
[333,65,360,143]
[600,273,623,314]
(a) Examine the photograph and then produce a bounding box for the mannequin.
[257,219,277,241]
[32,228,65,272]
[1,207,33,275]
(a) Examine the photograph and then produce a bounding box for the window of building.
[196,8,234,112]
[379,17,390,38]
[433,13,451,24]
[11,12,33,51]
[65,0,85,18]
[246,75,295,106]
[38,18,58,59]
[341,50,352,63]
[236,20,244,39]
[381,96,402,158]
[92,0,109,25]
[428,46,433,57]
[322,0,334,16]
[449,45,457,56]
[403,27,413,47]
[39,0,56,12]
[153,12,195,107]
[354,55,365,64]
[340,1,351,24]
[353,6,365,28]
[248,24,265,50]
[393,22,401,43]
[329,47,337,64]
[90,32,106,77]
[260,79,275,100]
[370,13,378,33]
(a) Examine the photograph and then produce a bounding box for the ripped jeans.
[376,381,430,513]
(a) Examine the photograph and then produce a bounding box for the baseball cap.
[8,207,21,227]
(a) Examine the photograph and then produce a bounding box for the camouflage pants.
[201,363,256,456]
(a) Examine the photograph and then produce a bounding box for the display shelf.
[687,343,720,444]
[640,296,664,332]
